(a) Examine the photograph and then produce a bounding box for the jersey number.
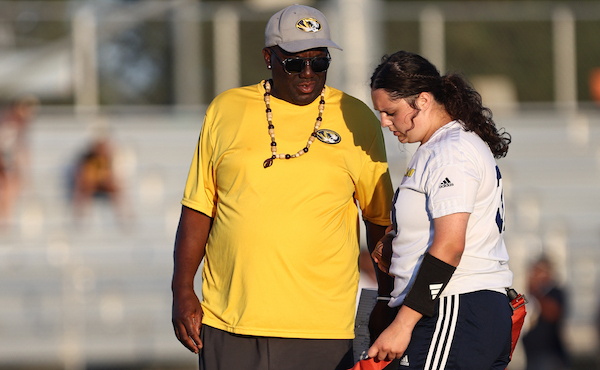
[495,166,505,234]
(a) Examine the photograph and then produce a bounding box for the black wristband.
[403,253,456,317]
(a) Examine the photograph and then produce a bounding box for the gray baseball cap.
[265,4,342,53]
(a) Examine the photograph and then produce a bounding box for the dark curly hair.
[370,51,511,158]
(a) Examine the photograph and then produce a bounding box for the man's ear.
[262,48,272,69]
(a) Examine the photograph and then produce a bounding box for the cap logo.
[296,18,321,33]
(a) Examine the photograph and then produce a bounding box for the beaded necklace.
[262,80,326,168]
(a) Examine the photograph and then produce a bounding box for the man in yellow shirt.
[171,5,394,369]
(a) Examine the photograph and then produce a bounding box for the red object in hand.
[348,358,392,370]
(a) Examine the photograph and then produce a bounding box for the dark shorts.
[199,325,354,370]
[395,290,512,370]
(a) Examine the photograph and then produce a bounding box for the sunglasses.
[271,51,331,74]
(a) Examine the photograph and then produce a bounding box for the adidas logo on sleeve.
[439,177,454,188]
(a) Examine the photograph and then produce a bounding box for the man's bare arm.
[172,206,212,353]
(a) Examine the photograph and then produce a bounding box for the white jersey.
[389,120,513,307]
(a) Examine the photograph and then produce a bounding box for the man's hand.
[371,229,395,275]
[172,288,203,354]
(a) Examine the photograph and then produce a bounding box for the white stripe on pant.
[424,295,460,370]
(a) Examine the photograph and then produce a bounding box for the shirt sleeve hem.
[181,199,215,218]
[361,214,392,227]
[430,206,473,219]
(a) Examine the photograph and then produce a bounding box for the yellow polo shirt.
[182,81,392,339]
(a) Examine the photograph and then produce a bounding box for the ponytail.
[441,74,511,158]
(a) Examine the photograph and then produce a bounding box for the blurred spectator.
[595,299,600,368]
[590,68,600,105]
[68,136,128,227]
[0,95,39,227]
[522,256,570,370]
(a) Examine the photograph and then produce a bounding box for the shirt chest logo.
[439,177,454,188]
[315,129,341,144]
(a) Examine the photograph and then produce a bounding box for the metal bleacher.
[0,111,204,369]
[1,106,600,369]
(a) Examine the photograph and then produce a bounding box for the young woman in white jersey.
[367,51,514,369]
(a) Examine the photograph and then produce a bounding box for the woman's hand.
[367,321,411,362]
[367,305,422,362]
